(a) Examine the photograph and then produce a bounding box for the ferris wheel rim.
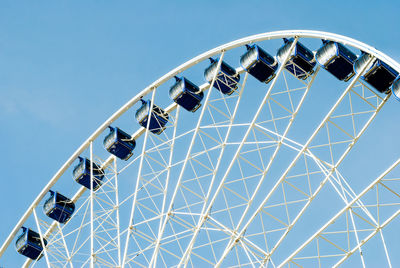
[2,29,400,263]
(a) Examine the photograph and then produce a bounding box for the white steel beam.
[114,157,122,267]
[258,91,389,266]
[214,56,378,267]
[4,30,400,265]
[332,209,400,267]
[148,104,181,268]
[122,88,157,267]
[57,222,73,268]
[224,68,320,256]
[379,229,392,268]
[278,158,400,267]
[90,141,95,267]
[147,51,226,267]
[177,70,250,267]
[32,208,51,268]
[178,38,301,267]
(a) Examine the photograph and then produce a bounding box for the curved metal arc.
[22,183,91,267]
[3,29,400,261]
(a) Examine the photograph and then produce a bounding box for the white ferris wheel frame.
[1,30,400,267]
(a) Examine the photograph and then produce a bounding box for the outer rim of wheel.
[2,29,400,260]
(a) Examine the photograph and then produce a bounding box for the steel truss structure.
[1,30,400,267]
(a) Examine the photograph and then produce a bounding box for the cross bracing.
[1,31,400,267]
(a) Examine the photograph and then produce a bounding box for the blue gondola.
[135,99,169,135]
[104,126,136,160]
[15,227,47,260]
[354,53,398,93]
[43,190,75,224]
[277,38,316,80]
[391,76,400,101]
[204,57,240,95]
[72,157,104,190]
[240,44,278,83]
[169,76,204,112]
[316,40,357,81]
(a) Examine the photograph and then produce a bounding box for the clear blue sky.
[1,0,400,265]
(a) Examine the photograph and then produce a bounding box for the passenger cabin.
[169,76,204,112]
[135,99,169,135]
[204,57,240,95]
[240,44,278,83]
[392,76,400,101]
[316,40,357,81]
[15,227,47,260]
[354,53,398,93]
[277,38,316,80]
[72,157,104,191]
[43,190,75,224]
[104,126,136,160]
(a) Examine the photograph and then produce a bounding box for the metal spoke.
[214,56,380,267]
[278,158,400,267]
[179,38,302,267]
[2,31,400,267]
[147,51,227,267]
[122,88,157,267]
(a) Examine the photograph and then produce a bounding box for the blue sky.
[1,0,400,265]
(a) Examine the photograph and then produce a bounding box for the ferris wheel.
[2,30,400,267]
